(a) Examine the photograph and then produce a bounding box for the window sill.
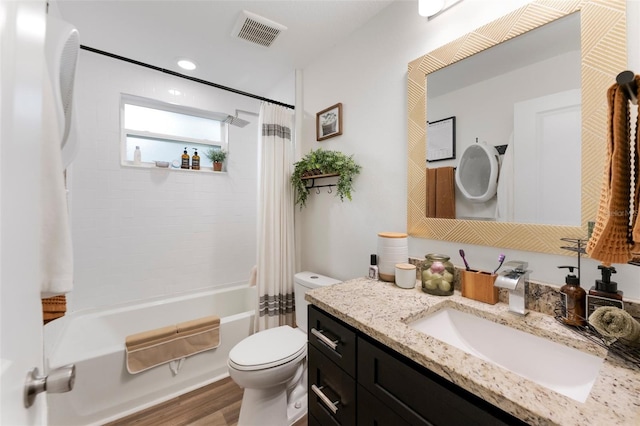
[121,162,227,174]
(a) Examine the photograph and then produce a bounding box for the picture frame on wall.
[316,103,343,141]
[426,116,456,162]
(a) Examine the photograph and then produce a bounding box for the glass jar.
[421,254,455,296]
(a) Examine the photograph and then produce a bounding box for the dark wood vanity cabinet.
[308,304,357,425]
[308,305,528,426]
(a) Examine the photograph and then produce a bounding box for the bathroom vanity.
[306,278,640,425]
[307,304,526,425]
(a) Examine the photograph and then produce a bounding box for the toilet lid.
[229,326,306,371]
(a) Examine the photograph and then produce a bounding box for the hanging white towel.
[40,66,74,297]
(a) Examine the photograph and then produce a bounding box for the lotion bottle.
[181,147,190,169]
[558,266,586,326]
[134,146,141,165]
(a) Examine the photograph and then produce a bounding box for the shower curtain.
[256,103,296,331]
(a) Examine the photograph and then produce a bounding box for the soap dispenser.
[586,265,624,317]
[558,266,586,326]
[181,147,190,169]
[191,148,200,170]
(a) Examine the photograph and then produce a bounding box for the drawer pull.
[311,328,339,350]
[311,384,340,414]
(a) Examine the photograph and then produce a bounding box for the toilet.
[455,141,500,202]
[228,271,341,426]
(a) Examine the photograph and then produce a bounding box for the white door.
[513,89,582,226]
[1,0,48,424]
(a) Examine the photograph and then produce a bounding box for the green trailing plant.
[205,148,227,163]
[291,148,362,208]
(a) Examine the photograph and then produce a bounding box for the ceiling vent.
[232,10,287,48]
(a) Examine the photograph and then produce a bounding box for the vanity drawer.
[357,336,526,426]
[308,414,323,426]
[308,344,356,425]
[357,384,411,426]
[308,305,356,377]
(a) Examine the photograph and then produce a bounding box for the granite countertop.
[306,277,640,426]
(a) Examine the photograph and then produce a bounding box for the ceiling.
[54,0,397,102]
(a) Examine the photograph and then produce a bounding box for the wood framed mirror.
[407,0,627,255]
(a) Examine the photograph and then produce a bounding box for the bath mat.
[125,315,220,374]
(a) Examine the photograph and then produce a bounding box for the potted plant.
[205,148,227,171]
[291,148,362,208]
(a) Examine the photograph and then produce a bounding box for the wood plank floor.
[105,377,308,426]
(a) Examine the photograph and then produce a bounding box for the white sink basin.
[409,307,604,402]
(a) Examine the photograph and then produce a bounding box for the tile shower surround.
[69,51,260,311]
[408,257,640,318]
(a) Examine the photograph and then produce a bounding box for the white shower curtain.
[256,103,296,331]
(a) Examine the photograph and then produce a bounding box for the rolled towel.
[588,306,640,347]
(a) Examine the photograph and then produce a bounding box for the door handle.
[24,364,75,408]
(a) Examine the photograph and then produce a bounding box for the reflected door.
[512,89,581,226]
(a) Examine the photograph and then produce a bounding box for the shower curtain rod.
[80,45,295,110]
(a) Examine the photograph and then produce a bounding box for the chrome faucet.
[494,261,531,316]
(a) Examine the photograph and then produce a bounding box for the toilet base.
[230,344,308,426]
[286,390,307,425]
[286,371,307,425]
[237,385,307,426]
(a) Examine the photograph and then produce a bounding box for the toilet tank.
[294,272,341,333]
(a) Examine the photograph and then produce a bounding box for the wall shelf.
[121,162,227,174]
[301,173,339,193]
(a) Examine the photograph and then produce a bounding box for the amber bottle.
[191,148,200,170]
[559,266,586,326]
[181,147,190,169]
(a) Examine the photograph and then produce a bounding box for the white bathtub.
[44,284,256,425]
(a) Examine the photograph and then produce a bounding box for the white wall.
[68,51,262,312]
[267,70,296,107]
[298,0,640,299]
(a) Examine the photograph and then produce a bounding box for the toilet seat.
[229,326,306,371]
[455,141,500,202]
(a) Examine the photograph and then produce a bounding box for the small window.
[121,94,228,168]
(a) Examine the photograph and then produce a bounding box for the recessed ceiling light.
[177,59,196,71]
[168,89,181,96]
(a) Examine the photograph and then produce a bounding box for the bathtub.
[44,284,256,425]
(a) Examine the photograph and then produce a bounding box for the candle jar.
[421,253,455,296]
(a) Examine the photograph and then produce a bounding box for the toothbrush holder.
[461,269,499,305]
